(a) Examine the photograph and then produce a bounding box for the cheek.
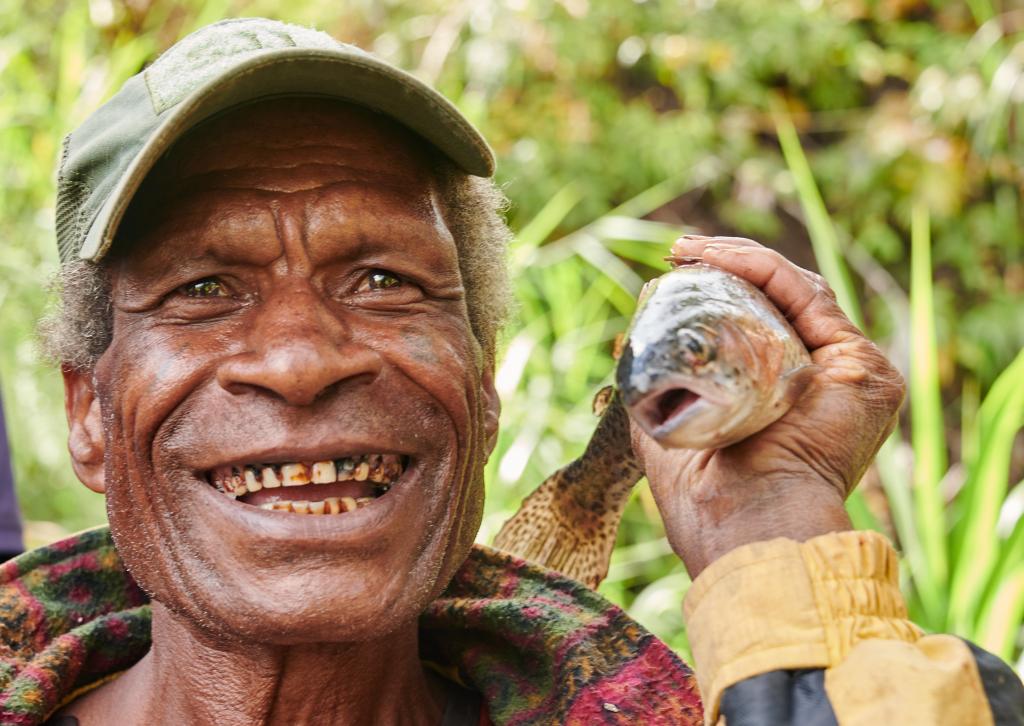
[365,317,484,418]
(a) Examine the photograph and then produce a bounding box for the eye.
[179,278,228,298]
[680,331,711,361]
[359,269,403,292]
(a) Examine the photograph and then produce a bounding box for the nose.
[216,286,383,406]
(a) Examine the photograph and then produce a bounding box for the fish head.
[617,316,761,449]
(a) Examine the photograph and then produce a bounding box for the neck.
[68,602,447,726]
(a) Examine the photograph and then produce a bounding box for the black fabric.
[963,640,1024,725]
[719,668,838,726]
[43,718,77,726]
[440,681,483,726]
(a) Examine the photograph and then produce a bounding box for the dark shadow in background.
[0,389,24,561]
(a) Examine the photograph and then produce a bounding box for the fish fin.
[780,364,821,407]
[592,385,615,416]
[612,333,626,361]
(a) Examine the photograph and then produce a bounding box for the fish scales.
[493,262,812,587]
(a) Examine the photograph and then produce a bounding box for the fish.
[493,261,814,587]
[616,261,813,450]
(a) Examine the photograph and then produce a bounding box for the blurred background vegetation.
[1,0,1022,671]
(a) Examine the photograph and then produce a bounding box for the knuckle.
[807,272,837,300]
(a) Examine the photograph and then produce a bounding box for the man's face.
[68,99,498,643]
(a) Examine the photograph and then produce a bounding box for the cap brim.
[80,47,494,260]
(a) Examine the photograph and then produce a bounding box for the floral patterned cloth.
[0,527,702,725]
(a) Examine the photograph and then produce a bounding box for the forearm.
[682,530,1024,725]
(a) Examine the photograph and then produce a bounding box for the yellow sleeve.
[682,530,1000,726]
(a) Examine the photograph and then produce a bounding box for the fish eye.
[681,332,707,357]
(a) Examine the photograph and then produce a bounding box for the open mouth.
[207,454,409,515]
[629,384,708,438]
[651,388,702,428]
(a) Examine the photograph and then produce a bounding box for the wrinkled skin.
[631,235,905,578]
[60,99,499,725]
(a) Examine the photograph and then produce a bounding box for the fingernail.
[680,234,708,240]
[664,255,702,267]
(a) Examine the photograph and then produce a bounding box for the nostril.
[216,344,383,406]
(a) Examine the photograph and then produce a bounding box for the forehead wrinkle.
[267,198,313,275]
[169,163,417,196]
[302,183,453,266]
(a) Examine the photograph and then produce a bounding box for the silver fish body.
[616,263,813,450]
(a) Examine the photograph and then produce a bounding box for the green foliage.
[1,0,1021,668]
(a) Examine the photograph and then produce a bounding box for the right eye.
[179,278,227,298]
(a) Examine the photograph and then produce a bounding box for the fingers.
[671,235,861,351]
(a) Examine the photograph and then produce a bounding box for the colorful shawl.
[0,527,702,725]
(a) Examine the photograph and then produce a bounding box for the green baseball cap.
[55,17,495,263]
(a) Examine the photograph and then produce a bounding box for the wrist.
[660,478,853,579]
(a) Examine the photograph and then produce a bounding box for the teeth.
[230,470,246,496]
[311,460,336,484]
[337,458,355,480]
[255,498,375,515]
[262,466,281,488]
[282,463,310,487]
[212,454,406,509]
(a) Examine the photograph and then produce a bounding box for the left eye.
[360,269,403,291]
[179,278,227,298]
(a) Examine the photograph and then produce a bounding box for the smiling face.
[65,98,500,643]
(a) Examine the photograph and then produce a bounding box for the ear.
[480,364,501,456]
[61,365,106,494]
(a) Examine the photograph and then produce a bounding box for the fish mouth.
[630,379,720,440]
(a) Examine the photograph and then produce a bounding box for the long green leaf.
[949,348,1024,632]
[772,105,863,329]
[909,203,949,607]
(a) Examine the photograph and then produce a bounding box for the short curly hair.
[39,162,513,371]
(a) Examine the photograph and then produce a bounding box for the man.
[0,18,1019,725]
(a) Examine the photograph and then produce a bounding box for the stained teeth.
[311,461,336,484]
[212,454,406,509]
[337,458,355,479]
[282,463,310,487]
[262,466,281,488]
[230,469,247,496]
